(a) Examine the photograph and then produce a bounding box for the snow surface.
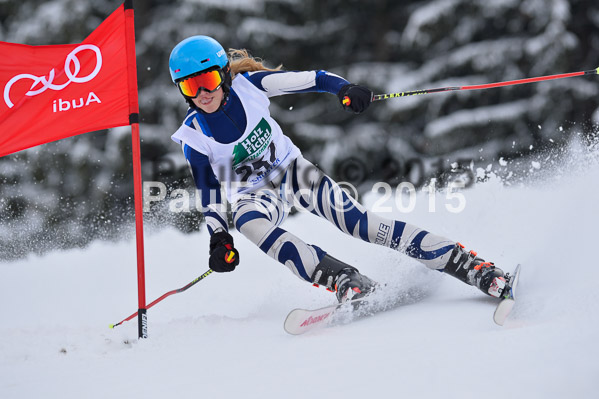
[2,149,598,399]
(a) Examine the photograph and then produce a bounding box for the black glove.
[209,231,240,273]
[338,84,373,114]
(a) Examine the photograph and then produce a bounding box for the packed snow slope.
[1,147,598,399]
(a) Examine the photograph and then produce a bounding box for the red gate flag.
[0,2,148,339]
[0,4,137,157]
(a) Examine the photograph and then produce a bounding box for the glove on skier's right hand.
[209,231,239,273]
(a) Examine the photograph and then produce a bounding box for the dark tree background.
[1,0,598,260]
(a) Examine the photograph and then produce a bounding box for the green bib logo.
[232,118,272,168]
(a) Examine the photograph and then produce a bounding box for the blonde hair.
[228,49,282,77]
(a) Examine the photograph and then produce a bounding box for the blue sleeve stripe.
[184,144,221,207]
[205,210,228,228]
[315,70,349,94]
[243,70,286,92]
[281,87,322,94]
[184,111,213,138]
[183,108,197,125]
[244,70,348,95]
[195,114,213,138]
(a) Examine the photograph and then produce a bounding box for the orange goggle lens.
[177,70,223,98]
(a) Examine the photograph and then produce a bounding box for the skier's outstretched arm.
[241,70,373,113]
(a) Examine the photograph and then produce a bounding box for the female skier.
[168,35,508,303]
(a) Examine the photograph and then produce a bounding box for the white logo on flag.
[3,44,103,108]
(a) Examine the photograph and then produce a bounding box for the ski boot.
[443,243,507,298]
[311,254,377,303]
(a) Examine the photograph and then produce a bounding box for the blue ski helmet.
[169,36,229,83]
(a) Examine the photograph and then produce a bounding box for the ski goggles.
[177,69,224,98]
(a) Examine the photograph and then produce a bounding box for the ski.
[284,265,521,334]
[284,286,427,335]
[493,264,522,326]
[284,298,368,335]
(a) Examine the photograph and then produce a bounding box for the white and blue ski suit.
[172,70,456,282]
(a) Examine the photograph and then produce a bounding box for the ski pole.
[110,269,214,329]
[369,67,599,102]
